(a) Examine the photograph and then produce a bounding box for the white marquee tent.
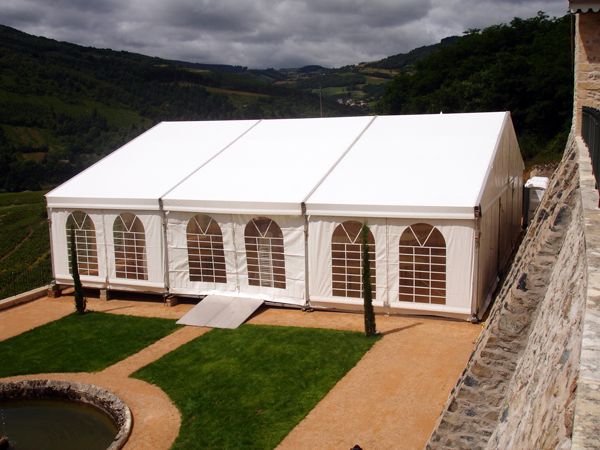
[46,112,524,320]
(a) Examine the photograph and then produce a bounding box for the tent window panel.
[66,211,99,277]
[245,218,286,289]
[431,295,446,305]
[431,272,446,281]
[187,215,227,284]
[331,221,376,299]
[398,224,446,305]
[400,287,413,295]
[431,256,446,265]
[114,213,148,281]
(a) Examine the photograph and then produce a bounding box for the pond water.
[0,398,118,450]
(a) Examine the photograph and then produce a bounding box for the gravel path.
[0,293,480,450]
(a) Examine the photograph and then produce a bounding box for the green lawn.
[133,324,380,450]
[0,312,181,377]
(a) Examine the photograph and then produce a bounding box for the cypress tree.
[362,222,377,336]
[70,227,86,315]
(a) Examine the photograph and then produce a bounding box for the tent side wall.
[166,212,305,305]
[307,216,476,319]
[49,208,167,293]
[476,117,524,313]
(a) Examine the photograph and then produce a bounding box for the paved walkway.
[0,293,481,450]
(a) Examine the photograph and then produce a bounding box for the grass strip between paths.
[0,312,181,377]
[133,324,381,450]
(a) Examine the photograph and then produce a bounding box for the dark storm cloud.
[0,0,567,68]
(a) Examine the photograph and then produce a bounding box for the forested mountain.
[375,12,573,164]
[0,11,575,191]
[364,36,461,71]
[0,25,358,192]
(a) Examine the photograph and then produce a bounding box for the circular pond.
[1,398,117,450]
[0,380,131,450]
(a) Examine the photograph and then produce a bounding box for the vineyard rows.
[0,191,52,299]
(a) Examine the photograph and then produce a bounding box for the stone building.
[571,0,600,134]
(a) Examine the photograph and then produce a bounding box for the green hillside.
[0,12,576,193]
[363,36,461,71]
[0,25,357,192]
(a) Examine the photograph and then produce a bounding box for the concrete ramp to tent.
[177,295,264,329]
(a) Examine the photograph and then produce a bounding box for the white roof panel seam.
[158,120,262,200]
[301,115,377,203]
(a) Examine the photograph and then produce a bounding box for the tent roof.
[47,112,518,219]
[162,116,374,215]
[305,112,510,218]
[46,120,260,209]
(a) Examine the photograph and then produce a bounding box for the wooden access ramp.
[176,295,264,329]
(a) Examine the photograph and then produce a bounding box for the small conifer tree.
[70,227,86,315]
[362,222,377,336]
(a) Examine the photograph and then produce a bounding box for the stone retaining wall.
[426,135,587,449]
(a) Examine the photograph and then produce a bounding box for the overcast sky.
[1,0,568,69]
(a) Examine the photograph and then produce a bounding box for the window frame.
[66,211,99,277]
[113,213,148,281]
[399,223,446,305]
[331,221,376,299]
[244,217,286,289]
[186,214,227,284]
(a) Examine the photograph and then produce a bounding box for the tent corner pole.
[47,206,57,284]
[472,205,482,320]
[159,199,170,296]
[302,202,311,309]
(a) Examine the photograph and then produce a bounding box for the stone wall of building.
[573,11,600,135]
[426,136,586,449]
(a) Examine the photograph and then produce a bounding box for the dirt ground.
[0,293,481,450]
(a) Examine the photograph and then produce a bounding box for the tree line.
[375,12,573,164]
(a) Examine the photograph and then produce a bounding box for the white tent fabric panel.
[46,120,259,210]
[166,211,239,296]
[478,116,523,213]
[50,209,108,288]
[510,177,524,242]
[307,216,475,316]
[50,209,166,291]
[161,116,374,215]
[305,112,509,219]
[307,217,388,309]
[167,212,305,304]
[384,219,475,313]
[477,201,501,311]
[101,211,165,290]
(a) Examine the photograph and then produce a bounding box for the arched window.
[332,221,376,299]
[113,213,148,280]
[245,217,286,289]
[187,214,227,283]
[399,223,446,304]
[66,211,98,277]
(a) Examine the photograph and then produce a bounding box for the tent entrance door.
[177,295,263,329]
